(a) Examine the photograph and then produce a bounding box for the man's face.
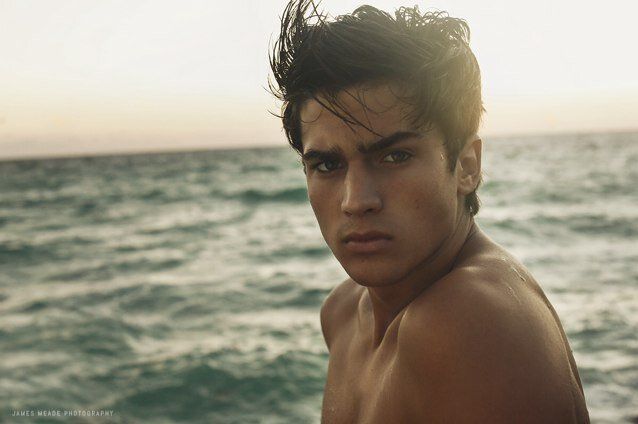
[300,84,464,287]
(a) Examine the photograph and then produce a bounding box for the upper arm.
[319,293,334,351]
[397,278,580,423]
[320,279,357,352]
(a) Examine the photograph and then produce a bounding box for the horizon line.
[1,127,637,163]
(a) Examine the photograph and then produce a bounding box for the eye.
[314,159,342,173]
[382,151,412,163]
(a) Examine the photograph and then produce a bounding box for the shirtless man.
[269,1,589,422]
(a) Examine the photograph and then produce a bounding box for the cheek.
[392,172,457,224]
[307,180,326,205]
[307,183,335,231]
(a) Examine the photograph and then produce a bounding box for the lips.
[342,231,392,254]
[343,231,392,243]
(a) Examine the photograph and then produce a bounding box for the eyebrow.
[301,130,422,162]
[356,131,422,154]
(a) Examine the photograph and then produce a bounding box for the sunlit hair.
[269,0,483,215]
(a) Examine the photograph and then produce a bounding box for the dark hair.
[269,0,483,215]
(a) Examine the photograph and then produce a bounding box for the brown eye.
[316,160,341,173]
[382,151,411,163]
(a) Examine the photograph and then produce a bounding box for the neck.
[363,212,478,347]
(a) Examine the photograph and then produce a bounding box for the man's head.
[269,1,483,287]
[269,0,484,215]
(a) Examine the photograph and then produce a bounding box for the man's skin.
[299,83,589,423]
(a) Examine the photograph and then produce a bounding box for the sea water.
[1,131,637,423]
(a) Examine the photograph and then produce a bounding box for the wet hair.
[269,0,483,215]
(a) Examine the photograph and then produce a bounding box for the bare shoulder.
[320,278,363,351]
[398,234,588,422]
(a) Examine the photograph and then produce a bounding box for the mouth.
[342,231,392,254]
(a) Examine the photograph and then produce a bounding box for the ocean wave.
[99,349,326,423]
[0,215,16,228]
[45,257,185,282]
[236,187,308,204]
[116,284,189,313]
[251,245,331,263]
[4,312,140,358]
[567,215,638,237]
[280,287,330,308]
[487,212,638,239]
[0,237,97,265]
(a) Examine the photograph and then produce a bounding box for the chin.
[340,258,407,287]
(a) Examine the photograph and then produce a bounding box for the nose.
[341,165,382,216]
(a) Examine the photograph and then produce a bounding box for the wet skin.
[300,84,589,423]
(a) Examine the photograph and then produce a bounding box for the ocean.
[1,131,637,423]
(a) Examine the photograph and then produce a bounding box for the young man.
[269,1,590,422]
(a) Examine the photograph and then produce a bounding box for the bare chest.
[321,326,408,423]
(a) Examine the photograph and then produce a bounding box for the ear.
[456,136,482,195]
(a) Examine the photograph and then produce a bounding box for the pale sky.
[1,0,637,159]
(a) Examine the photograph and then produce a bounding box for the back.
[320,231,589,423]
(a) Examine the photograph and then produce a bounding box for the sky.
[1,0,637,160]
